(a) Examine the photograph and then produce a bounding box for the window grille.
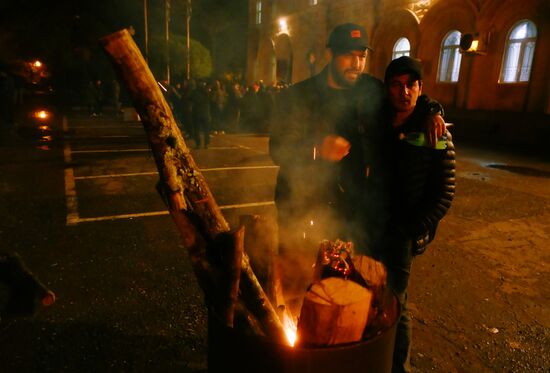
[500,20,537,83]
[438,30,462,82]
[392,37,411,59]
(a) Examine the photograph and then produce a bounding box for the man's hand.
[422,114,445,147]
[319,134,350,162]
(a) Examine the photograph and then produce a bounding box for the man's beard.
[330,63,360,89]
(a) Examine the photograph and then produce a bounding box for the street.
[0,111,548,372]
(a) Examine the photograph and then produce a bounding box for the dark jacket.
[270,67,384,243]
[378,96,456,255]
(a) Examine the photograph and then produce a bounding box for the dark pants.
[373,231,414,373]
[192,118,210,149]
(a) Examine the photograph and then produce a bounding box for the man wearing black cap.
[269,23,383,259]
[373,56,456,372]
[269,24,444,252]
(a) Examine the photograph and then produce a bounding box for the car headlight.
[33,110,51,120]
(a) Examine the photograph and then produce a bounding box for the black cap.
[327,23,370,53]
[384,56,423,83]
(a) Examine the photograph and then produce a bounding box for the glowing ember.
[283,312,297,347]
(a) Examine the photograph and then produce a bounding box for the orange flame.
[283,311,297,347]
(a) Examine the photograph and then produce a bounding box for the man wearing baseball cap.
[270,23,384,255]
[370,56,455,372]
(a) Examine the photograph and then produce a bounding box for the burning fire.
[283,311,298,347]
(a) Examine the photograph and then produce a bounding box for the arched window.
[438,30,462,82]
[392,38,410,59]
[500,20,537,83]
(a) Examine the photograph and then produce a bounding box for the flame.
[283,311,297,347]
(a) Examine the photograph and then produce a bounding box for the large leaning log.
[100,29,286,344]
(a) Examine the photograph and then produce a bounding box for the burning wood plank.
[100,29,286,344]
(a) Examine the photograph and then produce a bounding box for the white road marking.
[63,116,275,225]
[75,172,158,180]
[205,146,241,150]
[202,165,278,172]
[69,125,142,129]
[72,148,150,154]
[76,210,169,223]
[70,146,246,154]
[219,201,275,210]
[71,201,275,224]
[74,165,278,180]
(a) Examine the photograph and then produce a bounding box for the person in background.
[371,56,456,373]
[111,79,122,116]
[190,80,211,149]
[226,81,243,133]
[210,79,227,135]
[93,80,104,117]
[180,79,195,139]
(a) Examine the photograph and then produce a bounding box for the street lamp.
[165,0,171,84]
[144,0,149,62]
[186,0,192,80]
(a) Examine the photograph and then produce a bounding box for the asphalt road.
[0,111,548,372]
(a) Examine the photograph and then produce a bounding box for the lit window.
[392,38,410,59]
[500,20,537,83]
[309,0,318,5]
[438,30,462,82]
[255,1,262,25]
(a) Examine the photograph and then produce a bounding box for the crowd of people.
[161,78,290,149]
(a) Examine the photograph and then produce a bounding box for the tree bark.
[100,29,285,342]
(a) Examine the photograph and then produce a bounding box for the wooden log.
[100,29,285,341]
[352,255,387,290]
[234,300,265,337]
[240,253,288,345]
[215,225,244,327]
[238,215,278,300]
[100,29,228,239]
[268,255,287,319]
[296,277,372,347]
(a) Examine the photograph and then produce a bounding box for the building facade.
[246,0,550,124]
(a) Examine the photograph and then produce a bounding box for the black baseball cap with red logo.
[327,23,370,53]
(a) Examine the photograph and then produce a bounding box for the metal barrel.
[208,291,400,373]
